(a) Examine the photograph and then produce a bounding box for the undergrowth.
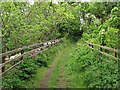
[2,43,62,89]
[71,41,118,88]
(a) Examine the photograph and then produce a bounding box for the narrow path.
[56,43,80,88]
[40,50,62,88]
[57,45,72,88]
[40,43,81,88]
[47,44,76,88]
[58,64,67,88]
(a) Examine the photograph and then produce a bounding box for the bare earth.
[40,51,62,88]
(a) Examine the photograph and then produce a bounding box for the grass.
[3,39,118,88]
[25,67,48,88]
[23,41,65,88]
[8,39,116,88]
[47,40,86,88]
[58,42,86,88]
[48,62,59,88]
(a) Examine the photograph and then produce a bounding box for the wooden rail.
[0,39,59,57]
[1,49,47,76]
[85,41,120,61]
[0,39,61,76]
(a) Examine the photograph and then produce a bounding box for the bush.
[18,59,38,80]
[35,56,48,67]
[3,74,25,89]
[72,43,118,88]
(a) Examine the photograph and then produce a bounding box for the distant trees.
[81,2,119,48]
[0,2,119,52]
[0,2,81,51]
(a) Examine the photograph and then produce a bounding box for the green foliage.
[3,73,25,88]
[35,55,48,67]
[2,40,62,88]
[72,43,118,88]
[1,1,119,89]
[18,59,38,80]
[0,2,83,51]
[81,2,119,51]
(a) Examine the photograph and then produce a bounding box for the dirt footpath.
[40,51,62,88]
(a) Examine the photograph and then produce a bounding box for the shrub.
[35,56,48,67]
[73,43,118,88]
[18,59,38,80]
[3,74,25,89]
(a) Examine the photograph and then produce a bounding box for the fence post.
[100,47,102,51]
[114,48,117,58]
[91,44,93,48]
[2,56,5,74]
[51,41,53,46]
[47,42,49,45]
[20,50,24,60]
[54,40,56,45]
[88,43,90,47]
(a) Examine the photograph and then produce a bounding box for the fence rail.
[0,39,61,76]
[0,39,59,57]
[85,41,120,61]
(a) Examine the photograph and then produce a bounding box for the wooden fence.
[85,41,120,61]
[0,39,61,76]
